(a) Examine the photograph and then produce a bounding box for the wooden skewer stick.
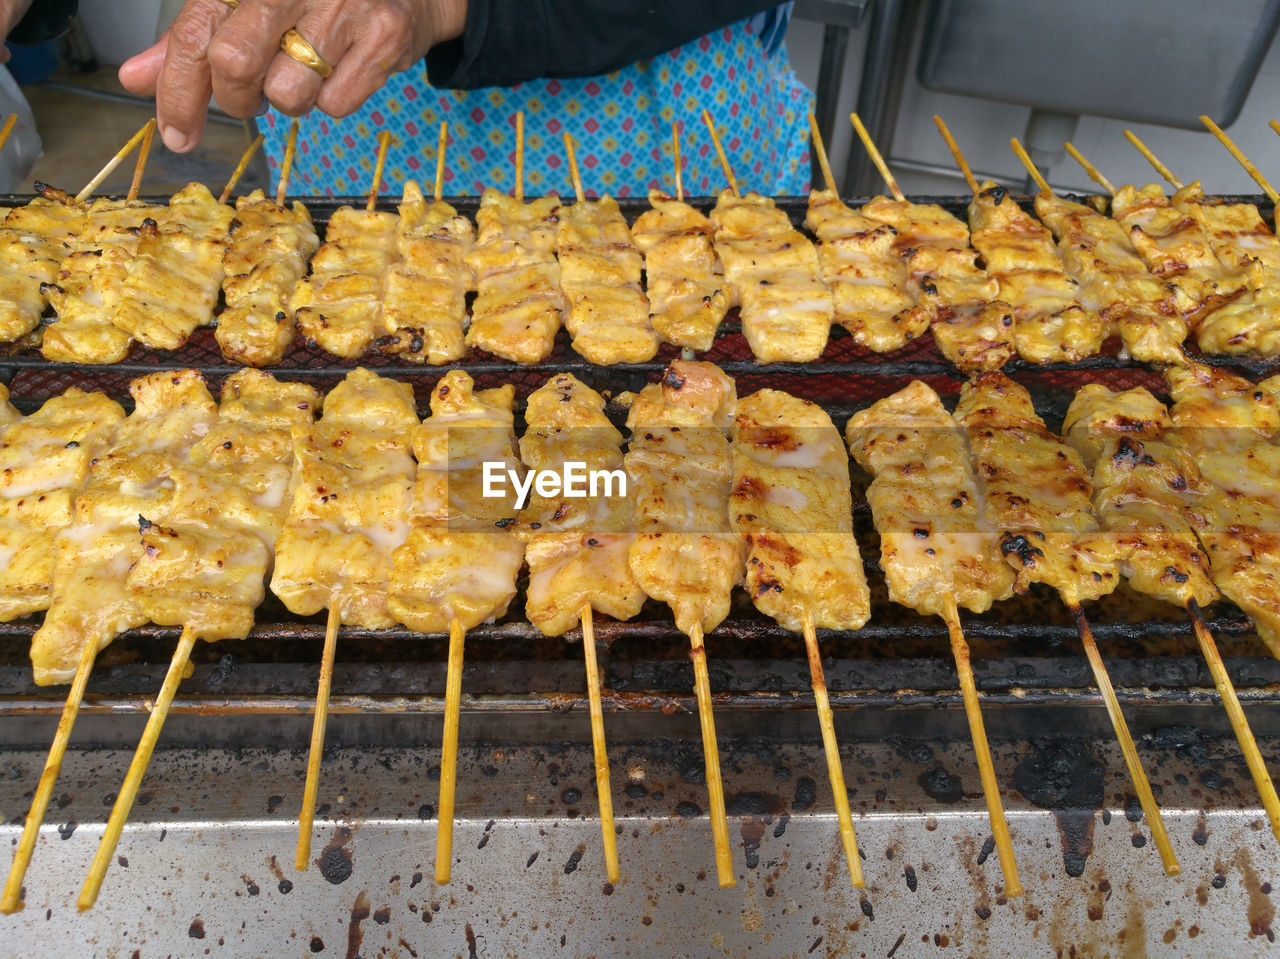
[850,112,904,201]
[514,111,525,203]
[1071,605,1179,875]
[78,626,198,910]
[275,119,301,207]
[0,114,17,155]
[1122,130,1183,189]
[1063,142,1116,197]
[76,118,155,203]
[563,131,585,203]
[1187,601,1280,843]
[689,621,735,887]
[434,617,466,884]
[126,120,155,204]
[1270,120,1280,139]
[801,611,864,888]
[433,121,448,202]
[1201,115,1279,205]
[1009,138,1053,196]
[932,115,978,195]
[943,599,1022,897]
[0,635,101,913]
[580,604,620,881]
[295,604,341,870]
[807,112,837,194]
[367,130,392,212]
[701,110,739,197]
[671,121,685,202]
[219,132,265,203]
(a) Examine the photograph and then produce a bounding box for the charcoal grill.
[1,194,1278,956]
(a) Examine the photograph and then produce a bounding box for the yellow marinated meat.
[30,370,219,685]
[378,180,474,365]
[388,371,523,632]
[0,187,85,342]
[558,194,657,364]
[631,192,730,351]
[846,380,1015,616]
[519,373,643,636]
[967,182,1106,363]
[217,189,319,366]
[0,388,124,620]
[291,205,400,358]
[625,361,742,636]
[731,387,869,632]
[711,190,832,363]
[863,195,1013,371]
[1062,384,1217,609]
[954,372,1118,605]
[127,370,320,640]
[464,189,565,363]
[271,368,417,628]
[804,189,916,352]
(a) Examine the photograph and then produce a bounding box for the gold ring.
[279,27,333,79]
[218,0,239,8]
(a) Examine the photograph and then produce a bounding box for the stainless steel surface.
[845,0,917,194]
[2,735,1278,956]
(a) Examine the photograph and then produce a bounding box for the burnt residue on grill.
[918,766,964,804]
[1233,848,1277,943]
[726,791,786,869]
[1013,739,1104,877]
[345,890,370,959]
[318,826,355,885]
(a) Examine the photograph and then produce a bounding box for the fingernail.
[255,96,270,117]
[160,123,191,153]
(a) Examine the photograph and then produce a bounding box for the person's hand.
[0,0,35,64]
[119,0,467,153]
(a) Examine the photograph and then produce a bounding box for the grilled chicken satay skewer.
[378,123,476,365]
[729,384,870,887]
[79,370,321,908]
[703,110,834,363]
[624,361,744,887]
[383,371,525,883]
[851,113,1015,372]
[847,381,1022,896]
[954,372,1179,874]
[1010,139,1186,365]
[558,133,658,364]
[0,181,90,345]
[217,120,320,366]
[630,123,731,352]
[0,387,126,914]
[291,131,399,358]
[270,368,418,869]
[1063,382,1280,843]
[933,117,1105,364]
[519,373,646,880]
[464,111,567,363]
[804,115,917,354]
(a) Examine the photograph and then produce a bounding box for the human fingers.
[313,2,423,118]
[206,0,308,120]
[153,0,240,151]
[119,33,169,95]
[262,0,357,118]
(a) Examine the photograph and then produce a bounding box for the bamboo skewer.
[672,121,685,202]
[275,119,301,207]
[78,626,198,910]
[1009,138,1053,195]
[1063,143,1116,197]
[944,599,1022,897]
[219,132,265,203]
[434,121,448,202]
[75,118,155,203]
[295,604,341,870]
[126,120,155,204]
[366,130,392,212]
[807,112,838,194]
[1271,120,1280,138]
[0,113,17,155]
[1122,130,1183,188]
[850,112,904,201]
[1072,605,1179,874]
[1201,115,1279,205]
[932,115,978,194]
[514,111,524,203]
[689,621,735,888]
[580,604,620,881]
[563,131,585,202]
[701,110,739,196]
[1187,601,1280,843]
[434,617,466,884]
[0,635,101,913]
[802,612,864,888]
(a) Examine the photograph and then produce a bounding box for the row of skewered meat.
[0,173,1277,369]
[5,357,1280,692]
